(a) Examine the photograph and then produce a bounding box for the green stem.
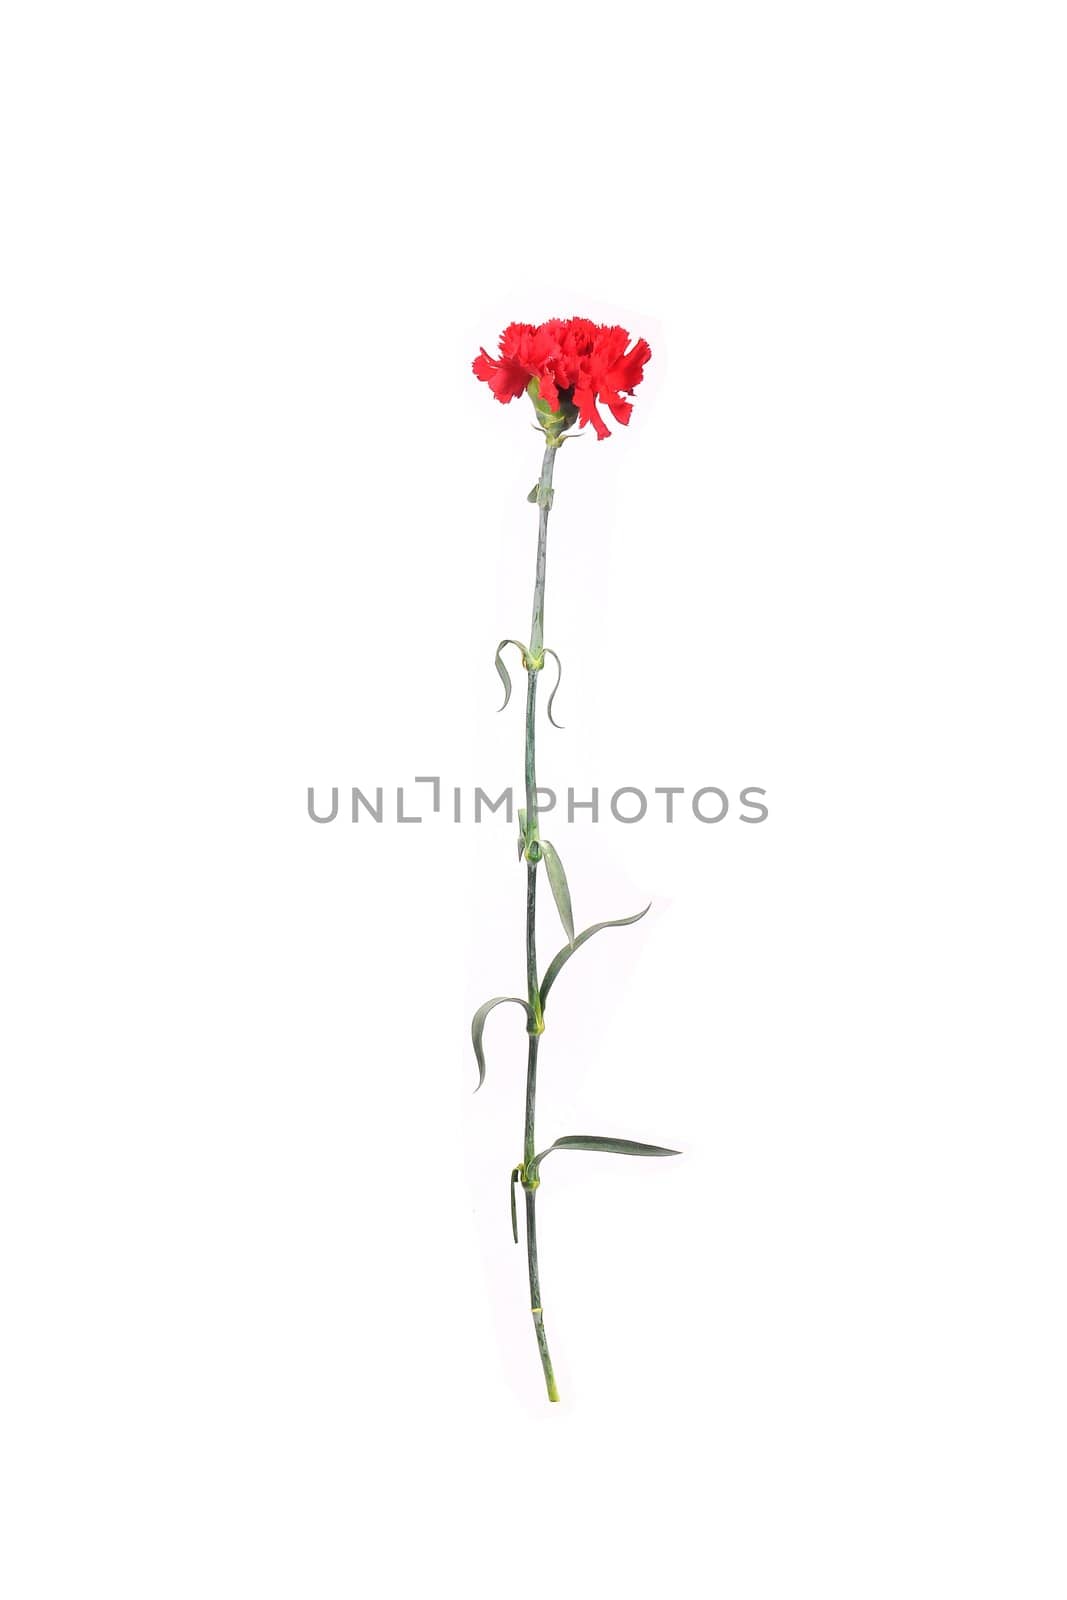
[526,1183,559,1403]
[529,445,555,659]
[523,440,558,1402]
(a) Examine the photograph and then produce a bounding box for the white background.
[2,3,1065,1595]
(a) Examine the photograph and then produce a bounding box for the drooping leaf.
[528,1134,681,1179]
[510,1166,521,1243]
[539,904,651,1009]
[494,639,528,712]
[543,648,564,729]
[539,840,574,947]
[471,995,533,1091]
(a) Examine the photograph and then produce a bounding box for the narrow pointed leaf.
[510,1167,521,1243]
[471,995,533,1091]
[539,903,651,1009]
[530,1134,681,1178]
[543,648,564,729]
[539,840,574,947]
[494,639,527,712]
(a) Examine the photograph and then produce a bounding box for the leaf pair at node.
[510,1137,679,1240]
[494,640,564,728]
[471,904,652,1091]
[526,1135,680,1183]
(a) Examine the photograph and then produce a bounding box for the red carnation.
[473,316,651,440]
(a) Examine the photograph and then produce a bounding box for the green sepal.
[471,995,534,1091]
[527,377,579,443]
[540,840,574,947]
[540,904,651,1010]
[527,1135,681,1181]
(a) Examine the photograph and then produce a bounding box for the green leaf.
[494,639,527,712]
[471,995,533,1092]
[543,648,564,729]
[539,904,651,1009]
[529,1134,680,1179]
[539,840,574,947]
[527,484,539,504]
[510,1166,521,1243]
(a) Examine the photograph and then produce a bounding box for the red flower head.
[473,317,651,440]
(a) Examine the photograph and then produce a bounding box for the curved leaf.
[529,1134,680,1179]
[494,639,528,712]
[540,840,574,947]
[543,648,564,729]
[539,903,651,1009]
[471,995,533,1091]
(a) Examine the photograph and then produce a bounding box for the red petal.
[574,384,612,440]
[601,387,633,427]
[534,371,561,411]
[607,337,651,395]
[498,322,539,359]
[472,349,528,403]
